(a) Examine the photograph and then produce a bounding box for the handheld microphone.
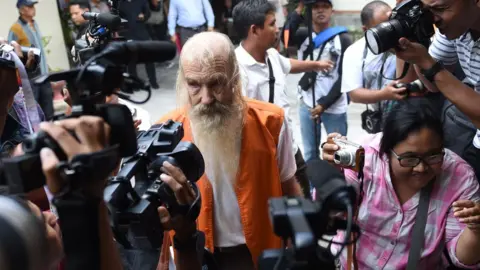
[100,41,177,64]
[82,12,121,29]
[306,159,356,210]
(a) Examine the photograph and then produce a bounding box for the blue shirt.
[168,0,215,36]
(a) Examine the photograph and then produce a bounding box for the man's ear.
[250,24,258,37]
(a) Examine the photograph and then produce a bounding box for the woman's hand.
[322,133,347,162]
[453,200,480,233]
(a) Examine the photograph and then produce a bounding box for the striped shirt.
[332,133,480,269]
[429,31,480,148]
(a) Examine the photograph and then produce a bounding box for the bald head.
[177,32,243,108]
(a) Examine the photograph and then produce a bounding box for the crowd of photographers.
[1,0,480,270]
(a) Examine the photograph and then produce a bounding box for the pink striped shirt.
[333,133,480,269]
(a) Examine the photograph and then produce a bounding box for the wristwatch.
[420,61,444,83]
[173,230,199,251]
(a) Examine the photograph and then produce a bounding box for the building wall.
[331,0,398,32]
[332,0,397,11]
[0,0,70,71]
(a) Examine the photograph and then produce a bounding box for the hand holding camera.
[380,81,407,100]
[39,116,114,198]
[322,133,365,172]
[158,161,197,241]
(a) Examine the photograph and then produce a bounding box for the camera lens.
[365,19,408,55]
[334,150,355,167]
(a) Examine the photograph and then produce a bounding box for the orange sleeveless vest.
[156,98,285,269]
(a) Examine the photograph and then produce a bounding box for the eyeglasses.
[391,150,445,167]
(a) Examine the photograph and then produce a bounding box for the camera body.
[394,79,425,97]
[105,120,205,250]
[365,0,434,55]
[2,103,136,194]
[329,138,365,172]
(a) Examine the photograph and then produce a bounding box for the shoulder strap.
[267,58,275,103]
[313,26,348,49]
[406,180,434,270]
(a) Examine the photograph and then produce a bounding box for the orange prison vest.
[157,98,285,269]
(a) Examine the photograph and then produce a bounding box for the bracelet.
[421,61,444,83]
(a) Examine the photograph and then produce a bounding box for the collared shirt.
[167,0,215,36]
[235,44,300,152]
[297,34,348,114]
[8,17,49,75]
[429,31,480,149]
[341,37,397,114]
[331,133,480,269]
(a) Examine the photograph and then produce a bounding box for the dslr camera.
[328,138,365,172]
[365,0,434,55]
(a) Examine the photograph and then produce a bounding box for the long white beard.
[189,101,244,185]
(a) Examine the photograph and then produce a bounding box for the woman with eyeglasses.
[322,98,480,269]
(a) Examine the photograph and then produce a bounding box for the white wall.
[332,0,397,11]
[0,0,70,71]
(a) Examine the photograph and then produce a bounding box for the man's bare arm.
[282,176,303,196]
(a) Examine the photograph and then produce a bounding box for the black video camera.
[0,42,157,194]
[365,0,434,55]
[104,120,205,250]
[259,160,359,270]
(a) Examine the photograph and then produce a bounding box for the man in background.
[119,0,160,90]
[69,0,91,40]
[341,1,405,133]
[90,0,110,13]
[8,0,54,120]
[168,0,215,46]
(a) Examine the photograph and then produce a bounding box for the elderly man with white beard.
[155,31,302,270]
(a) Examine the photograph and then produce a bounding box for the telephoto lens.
[365,0,434,55]
[0,196,49,270]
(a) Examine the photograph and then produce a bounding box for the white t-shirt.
[211,117,297,247]
[429,31,480,148]
[297,34,348,114]
[341,37,397,111]
[235,44,298,153]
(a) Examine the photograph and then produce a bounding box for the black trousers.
[295,149,311,199]
[128,62,159,89]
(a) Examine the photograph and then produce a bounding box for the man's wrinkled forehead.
[182,56,231,80]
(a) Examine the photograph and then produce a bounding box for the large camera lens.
[365,19,408,55]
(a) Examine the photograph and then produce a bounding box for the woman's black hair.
[379,98,444,156]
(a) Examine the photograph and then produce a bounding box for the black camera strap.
[54,192,102,270]
[267,58,276,103]
[406,179,434,270]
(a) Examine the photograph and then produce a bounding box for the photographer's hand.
[158,161,201,270]
[158,161,197,239]
[39,116,123,270]
[380,81,407,101]
[39,116,110,197]
[394,38,436,70]
[322,133,347,163]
